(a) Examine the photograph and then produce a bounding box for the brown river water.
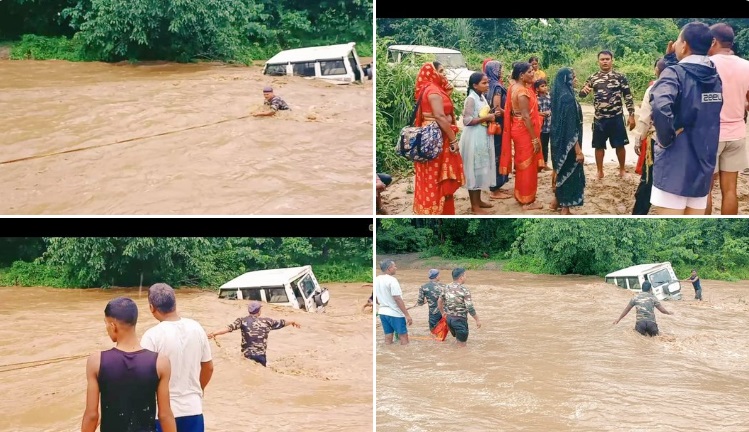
[0,60,373,215]
[376,268,749,431]
[0,283,373,431]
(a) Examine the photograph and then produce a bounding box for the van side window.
[320,59,347,76]
[627,277,640,290]
[264,64,286,76]
[292,62,316,77]
[267,288,289,303]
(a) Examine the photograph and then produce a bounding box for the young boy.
[82,297,177,432]
[253,86,290,117]
[207,300,301,367]
[535,79,552,170]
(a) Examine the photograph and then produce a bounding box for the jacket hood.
[680,62,720,85]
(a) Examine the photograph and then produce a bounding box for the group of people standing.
[407,20,749,215]
[374,259,481,346]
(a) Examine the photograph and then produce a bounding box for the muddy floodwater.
[376,268,749,431]
[0,60,373,215]
[0,283,373,431]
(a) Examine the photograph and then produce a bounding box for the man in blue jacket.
[649,21,723,215]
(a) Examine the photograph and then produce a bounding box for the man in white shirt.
[706,22,749,215]
[141,283,214,432]
[375,259,412,345]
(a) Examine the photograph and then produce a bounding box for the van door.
[646,267,675,300]
[348,50,363,82]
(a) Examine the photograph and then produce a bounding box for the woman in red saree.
[413,62,465,215]
[499,62,545,210]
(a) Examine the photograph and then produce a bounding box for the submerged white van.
[262,42,365,84]
[605,262,683,301]
[218,265,330,312]
[386,44,476,94]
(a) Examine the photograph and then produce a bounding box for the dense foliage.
[376,18,749,174]
[0,237,372,288]
[1,0,373,62]
[376,219,749,281]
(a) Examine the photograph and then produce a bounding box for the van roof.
[265,43,356,65]
[220,265,312,289]
[605,262,672,278]
[388,45,462,54]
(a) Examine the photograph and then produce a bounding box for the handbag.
[395,89,444,162]
[487,121,501,135]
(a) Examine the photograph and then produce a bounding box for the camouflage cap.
[247,300,262,314]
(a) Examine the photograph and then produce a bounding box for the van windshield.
[300,275,317,297]
[648,269,671,287]
[434,53,467,68]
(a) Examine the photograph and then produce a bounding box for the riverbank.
[376,252,749,282]
[0,262,373,288]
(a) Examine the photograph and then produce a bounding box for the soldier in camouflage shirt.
[207,300,300,367]
[410,269,445,330]
[437,268,481,346]
[254,86,290,117]
[613,277,673,336]
[579,50,636,179]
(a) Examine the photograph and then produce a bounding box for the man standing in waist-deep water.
[410,268,445,331]
[613,276,674,336]
[438,268,481,346]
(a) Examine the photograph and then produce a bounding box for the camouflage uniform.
[226,316,286,366]
[440,282,477,342]
[265,96,290,111]
[579,70,635,149]
[580,70,635,120]
[629,292,661,336]
[416,281,444,329]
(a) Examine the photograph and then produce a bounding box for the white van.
[218,265,330,312]
[263,42,365,84]
[386,44,476,93]
[605,262,683,301]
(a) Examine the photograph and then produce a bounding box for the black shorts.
[592,114,629,149]
[635,320,659,337]
[447,315,469,342]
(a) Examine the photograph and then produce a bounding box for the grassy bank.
[380,252,749,283]
[0,260,372,289]
[5,34,373,65]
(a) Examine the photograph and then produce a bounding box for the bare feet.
[549,197,559,210]
[560,207,572,215]
[471,207,491,215]
[479,200,493,208]
[522,202,544,211]
[489,191,513,199]
[597,171,604,180]
[619,168,627,178]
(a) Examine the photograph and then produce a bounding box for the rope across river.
[0,353,89,373]
[0,114,253,166]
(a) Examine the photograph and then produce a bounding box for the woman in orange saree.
[413,62,465,215]
[499,61,545,210]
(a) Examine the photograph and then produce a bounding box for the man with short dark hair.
[579,49,637,179]
[682,269,703,301]
[613,278,674,336]
[141,283,214,432]
[650,21,723,215]
[437,268,481,347]
[81,297,177,432]
[705,22,749,215]
[375,259,412,345]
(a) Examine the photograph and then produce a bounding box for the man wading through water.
[437,268,481,347]
[613,276,674,336]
